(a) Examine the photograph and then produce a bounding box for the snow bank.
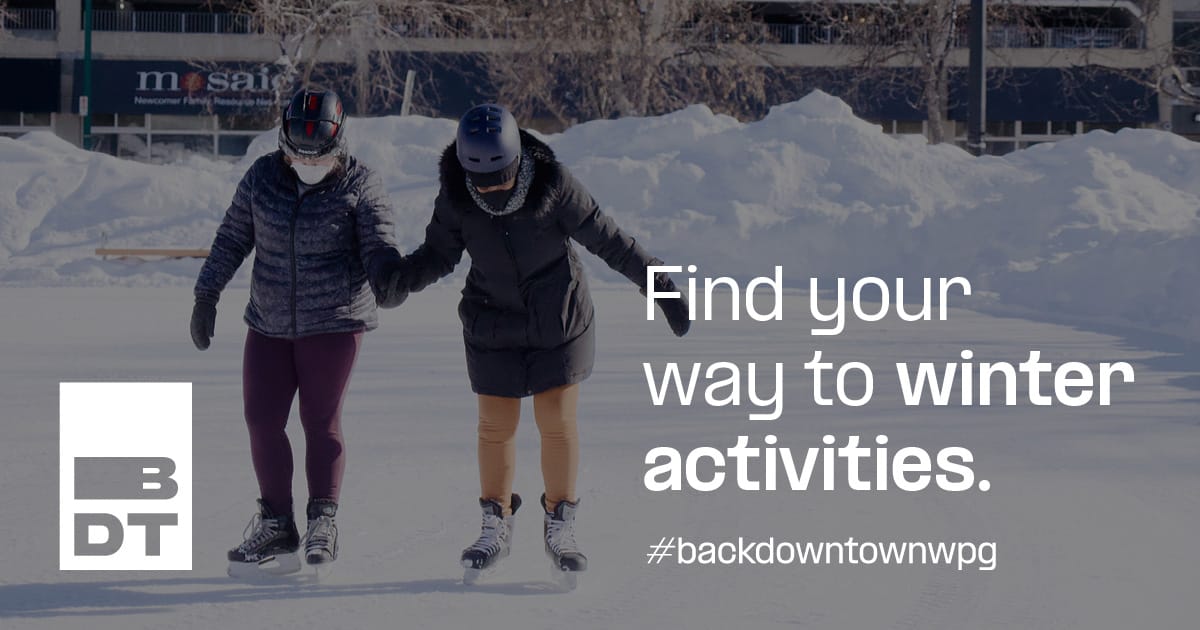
[0,91,1196,338]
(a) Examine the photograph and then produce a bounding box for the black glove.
[377,269,410,308]
[644,272,691,337]
[369,249,409,308]
[190,300,216,350]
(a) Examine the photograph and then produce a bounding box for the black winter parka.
[397,132,661,396]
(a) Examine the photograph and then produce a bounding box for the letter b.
[677,539,697,564]
[75,457,178,500]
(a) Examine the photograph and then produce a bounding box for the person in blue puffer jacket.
[190,88,403,577]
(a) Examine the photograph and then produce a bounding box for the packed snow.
[0,91,1196,340]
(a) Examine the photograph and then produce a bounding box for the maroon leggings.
[242,329,363,514]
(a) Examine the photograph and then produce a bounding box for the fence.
[64,12,1147,50]
[87,10,509,38]
[2,8,57,31]
[90,114,266,161]
[764,23,1144,50]
[385,14,525,39]
[91,10,256,34]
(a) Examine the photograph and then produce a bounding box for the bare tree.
[1041,0,1176,123]
[0,0,11,36]
[859,0,960,143]
[480,0,771,127]
[231,0,376,113]
[349,1,497,115]
[798,0,1175,142]
[227,0,494,116]
[793,0,1037,144]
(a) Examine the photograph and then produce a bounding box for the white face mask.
[292,162,333,185]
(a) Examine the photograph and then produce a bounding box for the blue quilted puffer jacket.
[194,151,400,338]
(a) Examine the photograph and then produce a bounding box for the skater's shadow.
[0,575,569,618]
[383,577,570,595]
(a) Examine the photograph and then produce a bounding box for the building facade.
[0,0,1182,157]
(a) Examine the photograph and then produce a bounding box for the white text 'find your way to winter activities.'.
[640,268,1136,494]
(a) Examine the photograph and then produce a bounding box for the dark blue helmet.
[456,104,520,175]
[280,89,346,159]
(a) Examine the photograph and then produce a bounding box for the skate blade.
[461,558,507,586]
[549,562,579,591]
[227,552,305,581]
[310,559,336,584]
[462,566,487,585]
[461,545,512,586]
[312,561,336,583]
[462,560,500,585]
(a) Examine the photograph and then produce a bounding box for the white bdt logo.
[60,383,192,570]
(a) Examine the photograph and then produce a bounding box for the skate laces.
[467,512,507,554]
[545,514,578,554]
[238,513,282,552]
[303,515,337,552]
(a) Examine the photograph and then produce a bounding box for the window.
[1021,121,1049,135]
[986,120,1016,136]
[149,134,216,161]
[219,113,277,131]
[0,112,53,128]
[117,114,147,128]
[1082,122,1124,133]
[148,114,215,131]
[985,141,1015,155]
[1050,121,1077,135]
[110,133,150,159]
[863,118,888,133]
[23,112,52,126]
[218,135,254,156]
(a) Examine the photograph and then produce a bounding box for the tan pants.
[477,384,579,516]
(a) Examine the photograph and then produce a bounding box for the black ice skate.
[227,499,301,578]
[461,494,522,584]
[303,498,339,566]
[542,494,587,590]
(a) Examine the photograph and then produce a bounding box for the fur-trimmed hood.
[398,124,666,397]
[438,129,560,211]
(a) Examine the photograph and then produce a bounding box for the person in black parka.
[191,89,404,576]
[385,104,690,578]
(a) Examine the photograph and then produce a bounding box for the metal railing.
[2,8,57,31]
[966,26,1144,49]
[764,23,1144,49]
[388,15,476,39]
[91,10,256,34]
[87,10,504,38]
[384,14,523,39]
[76,11,1145,49]
[1034,27,1144,49]
[765,23,850,45]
